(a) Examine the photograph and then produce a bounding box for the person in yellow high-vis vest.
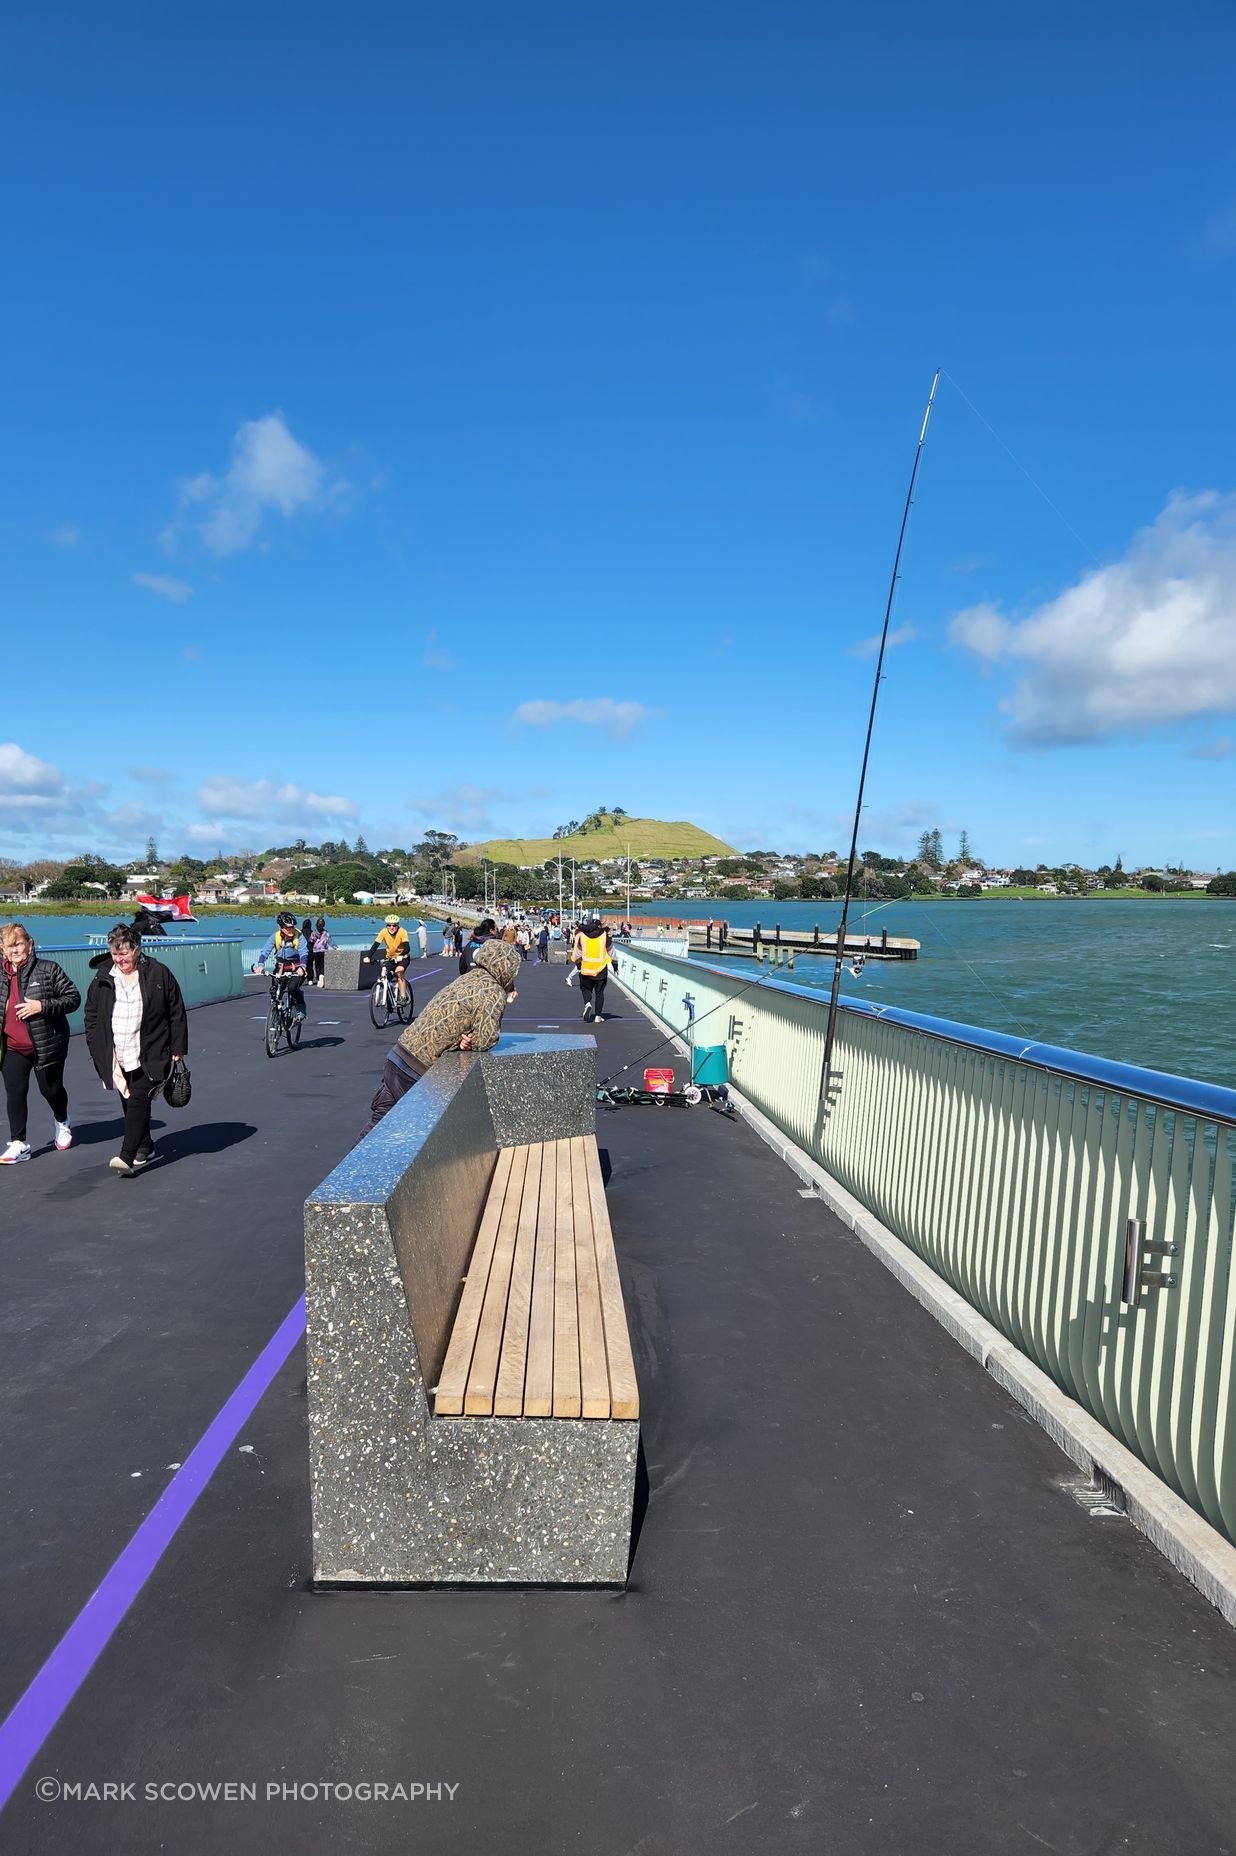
[570,916,616,1023]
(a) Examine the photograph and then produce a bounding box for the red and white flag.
[133,893,197,922]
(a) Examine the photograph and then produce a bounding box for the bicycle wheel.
[370,980,391,1029]
[287,1014,302,1049]
[265,1003,282,1058]
[396,983,414,1025]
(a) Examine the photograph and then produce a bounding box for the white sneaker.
[55,1119,73,1151]
[1,1141,31,1164]
[109,1155,136,1177]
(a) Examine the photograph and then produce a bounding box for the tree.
[354,834,370,857]
[958,829,972,865]
[145,836,161,868]
[1207,872,1236,897]
[1141,873,1165,892]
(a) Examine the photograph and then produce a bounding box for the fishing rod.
[597,961,784,1089]
[820,371,939,1105]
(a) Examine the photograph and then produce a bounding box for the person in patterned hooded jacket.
[356,938,521,1141]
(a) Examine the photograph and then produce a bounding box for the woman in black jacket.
[85,923,188,1177]
[1,922,81,1163]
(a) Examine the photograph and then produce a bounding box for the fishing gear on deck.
[597,1081,735,1117]
[596,958,783,1090]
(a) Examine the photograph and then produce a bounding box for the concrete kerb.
[610,969,1236,1631]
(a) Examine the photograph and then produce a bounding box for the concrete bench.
[304,1034,639,1585]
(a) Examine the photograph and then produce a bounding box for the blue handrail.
[643,950,1236,1128]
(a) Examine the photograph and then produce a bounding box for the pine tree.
[355,834,370,857]
[916,829,933,866]
[958,828,972,866]
[928,827,944,868]
[145,835,160,868]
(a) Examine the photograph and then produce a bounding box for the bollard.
[787,949,794,969]
[813,924,819,947]
[882,927,888,951]
[775,923,781,946]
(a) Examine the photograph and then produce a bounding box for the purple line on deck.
[0,1298,307,1813]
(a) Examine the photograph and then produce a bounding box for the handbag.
[164,1057,192,1109]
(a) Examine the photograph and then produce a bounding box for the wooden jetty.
[687,922,919,961]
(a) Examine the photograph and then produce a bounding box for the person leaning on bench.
[357,939,522,1142]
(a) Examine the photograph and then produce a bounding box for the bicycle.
[265,970,305,1058]
[369,956,414,1030]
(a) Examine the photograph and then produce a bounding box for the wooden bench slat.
[493,1141,542,1416]
[571,1136,613,1418]
[584,1137,640,1419]
[552,1137,582,1417]
[463,1144,529,1414]
[434,1147,512,1415]
[523,1143,558,1416]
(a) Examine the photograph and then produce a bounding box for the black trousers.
[120,1068,158,1163]
[357,1056,423,1144]
[307,951,325,983]
[579,971,608,1017]
[2,1050,69,1143]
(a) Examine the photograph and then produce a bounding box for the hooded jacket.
[0,947,81,1069]
[84,951,189,1089]
[396,939,520,1071]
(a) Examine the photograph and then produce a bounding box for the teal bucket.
[691,1044,728,1086]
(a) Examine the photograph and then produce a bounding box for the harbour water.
[662,898,1235,1090]
[11,899,1233,1088]
[11,913,435,974]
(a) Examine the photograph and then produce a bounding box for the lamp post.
[626,841,631,921]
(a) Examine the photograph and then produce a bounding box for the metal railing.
[615,944,1236,1545]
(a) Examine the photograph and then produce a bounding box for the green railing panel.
[614,944,1236,1546]
[35,938,246,1035]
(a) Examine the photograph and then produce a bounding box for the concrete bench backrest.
[306,1034,597,1395]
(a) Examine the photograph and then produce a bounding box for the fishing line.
[939,368,1104,570]
[598,962,784,1089]
[904,898,1037,1042]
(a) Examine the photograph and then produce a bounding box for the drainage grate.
[1064,1472,1126,1519]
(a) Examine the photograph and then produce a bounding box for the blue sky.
[5,1,1236,868]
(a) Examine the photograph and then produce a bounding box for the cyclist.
[255,911,309,1021]
[367,913,412,1007]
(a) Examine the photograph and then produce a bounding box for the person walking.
[85,923,188,1177]
[417,920,429,960]
[358,940,521,1140]
[536,921,550,963]
[459,917,496,975]
[452,923,464,957]
[570,915,617,1023]
[309,917,331,987]
[1,922,80,1163]
[515,922,530,961]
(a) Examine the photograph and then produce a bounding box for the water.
[654,898,1234,1090]
[11,913,440,972]
[14,899,1234,1088]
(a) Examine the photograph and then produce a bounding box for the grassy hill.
[465,815,737,867]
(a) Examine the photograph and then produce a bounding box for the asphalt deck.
[3,955,1236,1854]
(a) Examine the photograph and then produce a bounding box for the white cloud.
[853,623,918,658]
[1204,198,1236,254]
[422,630,455,672]
[512,698,657,742]
[950,491,1236,744]
[48,525,79,549]
[173,413,333,556]
[128,764,177,785]
[0,743,67,799]
[410,784,500,835]
[194,776,359,823]
[133,571,193,604]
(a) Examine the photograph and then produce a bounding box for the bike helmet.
[277,910,296,929]
[385,912,400,925]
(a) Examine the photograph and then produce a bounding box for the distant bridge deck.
[3,960,1236,1851]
